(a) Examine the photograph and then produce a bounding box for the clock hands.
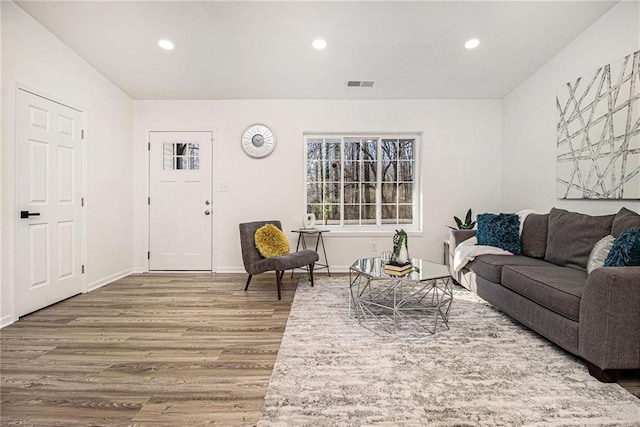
[251,134,265,147]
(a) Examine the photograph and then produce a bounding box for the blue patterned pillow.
[603,227,640,267]
[476,213,521,255]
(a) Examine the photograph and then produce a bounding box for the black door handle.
[20,210,41,219]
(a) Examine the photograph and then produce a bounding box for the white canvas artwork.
[556,50,639,199]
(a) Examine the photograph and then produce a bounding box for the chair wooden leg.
[244,275,252,291]
[309,263,315,287]
[275,271,282,300]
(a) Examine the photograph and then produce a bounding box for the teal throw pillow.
[476,213,521,255]
[603,227,640,267]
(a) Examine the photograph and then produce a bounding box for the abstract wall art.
[556,50,639,199]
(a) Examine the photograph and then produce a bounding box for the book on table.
[384,262,413,275]
[384,266,413,276]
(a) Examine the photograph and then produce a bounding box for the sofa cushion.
[501,265,587,321]
[521,213,549,259]
[586,235,615,274]
[251,250,318,274]
[545,208,615,270]
[604,227,640,267]
[476,213,521,254]
[611,207,640,237]
[468,255,553,284]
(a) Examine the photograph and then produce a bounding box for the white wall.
[134,99,502,272]
[1,2,134,326]
[7,0,633,323]
[502,1,640,215]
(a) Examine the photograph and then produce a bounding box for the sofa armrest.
[448,229,476,282]
[449,229,476,252]
[579,266,640,370]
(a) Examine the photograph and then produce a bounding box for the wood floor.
[1,273,638,426]
[1,273,308,426]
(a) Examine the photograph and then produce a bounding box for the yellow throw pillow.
[255,224,290,258]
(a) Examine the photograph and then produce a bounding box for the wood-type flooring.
[1,273,305,426]
[1,273,638,426]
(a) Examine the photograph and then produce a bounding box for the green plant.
[390,229,409,265]
[447,208,476,230]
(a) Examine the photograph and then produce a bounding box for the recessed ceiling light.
[158,39,174,50]
[312,39,327,50]
[465,38,480,50]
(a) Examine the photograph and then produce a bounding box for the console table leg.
[317,233,331,276]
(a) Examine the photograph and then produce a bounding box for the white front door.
[16,89,84,316]
[149,131,213,270]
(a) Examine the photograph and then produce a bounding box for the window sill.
[317,228,423,238]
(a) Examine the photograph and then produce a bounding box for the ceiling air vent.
[347,80,375,88]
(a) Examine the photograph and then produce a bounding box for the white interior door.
[149,131,213,270]
[16,89,84,316]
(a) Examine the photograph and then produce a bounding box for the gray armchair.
[239,220,319,299]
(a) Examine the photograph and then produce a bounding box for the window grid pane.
[306,135,417,228]
[163,142,200,170]
[343,138,378,225]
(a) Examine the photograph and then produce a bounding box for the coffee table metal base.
[349,272,453,334]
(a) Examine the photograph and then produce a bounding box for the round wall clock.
[241,123,277,159]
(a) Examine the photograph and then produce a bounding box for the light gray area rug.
[258,278,640,426]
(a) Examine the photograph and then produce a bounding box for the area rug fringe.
[258,278,640,426]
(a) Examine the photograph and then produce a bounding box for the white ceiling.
[16,1,618,100]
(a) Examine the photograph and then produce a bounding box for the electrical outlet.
[371,241,377,252]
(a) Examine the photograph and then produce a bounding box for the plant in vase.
[447,208,476,230]
[384,229,419,275]
[390,229,410,266]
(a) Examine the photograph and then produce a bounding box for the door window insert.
[163,142,200,170]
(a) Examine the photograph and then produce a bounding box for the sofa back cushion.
[545,208,615,270]
[611,207,640,237]
[521,213,548,259]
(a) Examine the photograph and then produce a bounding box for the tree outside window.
[305,134,419,229]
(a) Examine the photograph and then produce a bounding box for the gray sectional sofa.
[449,207,640,382]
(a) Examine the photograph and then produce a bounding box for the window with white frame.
[305,134,420,230]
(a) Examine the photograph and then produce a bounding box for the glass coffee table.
[349,257,453,334]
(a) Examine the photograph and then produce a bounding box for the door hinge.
[148,142,150,151]
[147,251,150,260]
[82,265,85,274]
[81,197,85,207]
[81,130,85,139]
[147,197,150,205]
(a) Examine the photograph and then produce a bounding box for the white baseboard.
[87,268,134,292]
[1,314,16,328]
[132,267,145,274]
[215,266,246,274]
[214,266,351,274]
[321,265,349,273]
